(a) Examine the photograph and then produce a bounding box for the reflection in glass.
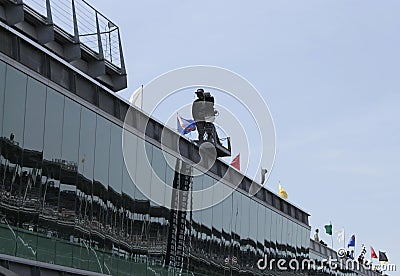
[256,205,265,265]
[222,186,232,271]
[276,213,283,259]
[248,199,258,273]
[0,63,315,276]
[38,88,64,263]
[56,98,80,267]
[104,123,124,274]
[270,211,277,263]
[0,60,6,139]
[231,191,241,272]
[17,78,46,260]
[211,183,223,267]
[0,65,27,258]
[240,193,250,271]
[91,115,111,273]
[74,107,96,270]
[1,65,27,231]
[264,207,272,259]
[191,171,203,259]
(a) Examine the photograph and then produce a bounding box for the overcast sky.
[91,0,399,271]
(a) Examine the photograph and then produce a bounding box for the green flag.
[324,224,333,235]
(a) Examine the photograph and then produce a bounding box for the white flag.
[337,228,345,244]
[130,85,143,109]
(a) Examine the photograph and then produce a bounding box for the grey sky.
[93,0,399,271]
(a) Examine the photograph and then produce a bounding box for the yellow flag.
[279,184,288,199]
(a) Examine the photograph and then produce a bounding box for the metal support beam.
[45,0,52,24]
[4,0,24,25]
[71,0,79,44]
[64,0,81,61]
[95,12,104,60]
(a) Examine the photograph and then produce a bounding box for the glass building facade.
[0,1,316,274]
[0,58,311,275]
[308,240,383,276]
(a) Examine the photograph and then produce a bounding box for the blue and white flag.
[348,234,356,247]
[177,114,196,135]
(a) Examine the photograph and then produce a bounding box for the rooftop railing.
[21,0,125,71]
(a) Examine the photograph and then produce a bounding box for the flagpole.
[343,228,345,249]
[330,221,333,248]
[140,84,143,109]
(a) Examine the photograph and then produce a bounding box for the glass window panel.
[122,153,135,239]
[287,220,293,259]
[94,116,110,186]
[16,77,46,260]
[153,146,169,260]
[128,136,150,254]
[293,221,299,260]
[161,152,173,260]
[122,130,137,187]
[1,66,27,256]
[276,214,283,258]
[264,208,272,257]
[291,222,297,259]
[0,60,7,139]
[108,123,123,228]
[105,123,123,273]
[222,186,232,266]
[56,97,80,267]
[105,146,121,276]
[231,191,241,270]
[164,152,175,188]
[43,89,64,158]
[270,211,277,259]
[135,139,151,198]
[0,61,8,256]
[133,139,151,240]
[211,181,223,263]
[150,145,166,183]
[3,65,27,145]
[91,115,111,273]
[121,130,136,249]
[240,194,250,270]
[248,199,258,271]
[200,175,213,260]
[162,152,175,219]
[297,224,302,260]
[61,98,80,161]
[150,145,166,207]
[74,106,96,270]
[149,144,167,265]
[281,217,288,259]
[256,205,265,261]
[38,88,64,264]
[191,169,202,256]
[23,78,46,151]
[303,226,310,259]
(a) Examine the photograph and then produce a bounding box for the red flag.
[371,246,378,259]
[230,154,240,170]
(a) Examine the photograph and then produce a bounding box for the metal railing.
[21,0,125,71]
